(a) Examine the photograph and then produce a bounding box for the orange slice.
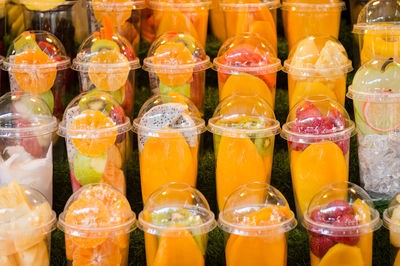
[103,165,126,195]
[319,243,364,266]
[353,199,373,266]
[72,238,122,266]
[92,0,132,27]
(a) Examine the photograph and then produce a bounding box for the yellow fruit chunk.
[319,243,364,266]
[249,15,277,50]
[155,9,199,42]
[24,0,65,11]
[15,241,49,266]
[353,199,373,266]
[145,233,160,266]
[290,81,337,109]
[210,7,226,41]
[394,250,400,266]
[92,0,132,26]
[0,255,17,266]
[310,252,320,266]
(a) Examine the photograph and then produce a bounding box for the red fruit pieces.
[109,106,125,125]
[70,171,82,192]
[326,108,347,129]
[310,236,335,258]
[38,41,59,59]
[323,200,354,221]
[332,214,360,246]
[121,45,135,61]
[121,81,133,116]
[15,118,47,158]
[296,101,322,121]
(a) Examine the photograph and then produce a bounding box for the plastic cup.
[353,0,400,64]
[347,58,400,199]
[283,35,353,110]
[57,91,132,194]
[210,0,226,42]
[219,182,296,266]
[281,0,345,50]
[138,182,216,266]
[132,94,205,203]
[143,32,211,110]
[383,194,400,265]
[0,181,56,265]
[303,181,381,266]
[208,95,280,211]
[72,31,140,119]
[220,0,278,51]
[58,183,136,266]
[281,96,355,220]
[213,33,281,108]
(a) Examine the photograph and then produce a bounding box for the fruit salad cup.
[143,32,210,110]
[219,182,297,266]
[0,93,57,204]
[58,91,131,194]
[138,182,216,266]
[383,194,400,265]
[58,183,136,266]
[281,96,355,220]
[303,181,382,266]
[2,30,71,121]
[210,0,226,42]
[0,181,56,266]
[281,0,345,50]
[213,33,280,108]
[133,94,205,203]
[220,0,278,51]
[353,0,400,64]
[72,24,140,119]
[148,0,211,48]
[283,36,353,109]
[208,94,280,211]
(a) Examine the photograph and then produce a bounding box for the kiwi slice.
[253,137,273,157]
[159,81,191,98]
[78,91,113,113]
[14,36,40,54]
[237,118,264,129]
[91,39,120,53]
[40,90,54,113]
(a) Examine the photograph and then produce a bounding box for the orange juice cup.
[303,181,381,266]
[149,0,211,48]
[220,0,278,51]
[58,183,136,266]
[138,182,216,266]
[281,96,355,220]
[383,194,400,265]
[281,0,345,50]
[283,36,353,110]
[72,30,140,119]
[143,32,211,110]
[219,182,297,266]
[208,94,280,211]
[58,92,132,194]
[133,94,205,203]
[353,0,400,64]
[213,33,281,109]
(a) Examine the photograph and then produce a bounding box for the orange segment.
[353,199,373,266]
[65,234,76,261]
[72,238,122,266]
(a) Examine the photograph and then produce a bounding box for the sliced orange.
[105,145,122,169]
[92,0,131,26]
[103,165,126,195]
[69,110,117,157]
[13,49,57,94]
[65,234,76,261]
[72,238,122,266]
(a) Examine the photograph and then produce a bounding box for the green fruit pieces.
[91,39,120,53]
[78,91,114,114]
[159,81,191,98]
[254,137,272,157]
[73,151,107,186]
[237,118,264,129]
[14,35,40,54]
[39,90,54,113]
[352,65,400,93]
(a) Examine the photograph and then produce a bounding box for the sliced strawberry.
[38,41,58,58]
[332,214,360,245]
[323,200,354,221]
[309,236,336,258]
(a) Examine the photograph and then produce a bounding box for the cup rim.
[20,0,77,7]
[219,0,280,11]
[2,56,71,72]
[88,0,146,10]
[213,56,282,75]
[143,57,211,74]
[283,59,353,77]
[347,85,400,103]
[353,22,400,34]
[72,57,141,72]
[208,117,280,137]
[149,0,211,11]
[281,1,346,11]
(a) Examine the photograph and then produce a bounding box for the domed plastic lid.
[213,33,280,75]
[2,31,70,72]
[143,32,210,75]
[88,0,146,12]
[208,94,280,137]
[19,0,77,11]
[353,0,400,33]
[219,0,280,11]
[383,194,400,231]
[0,92,57,138]
[281,0,345,11]
[283,36,352,77]
[58,183,136,238]
[58,91,131,139]
[303,182,381,236]
[149,0,211,11]
[138,183,216,236]
[281,95,355,143]
[219,182,297,236]
[0,181,56,241]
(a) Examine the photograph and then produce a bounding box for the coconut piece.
[172,113,197,147]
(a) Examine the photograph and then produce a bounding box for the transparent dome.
[20,0,76,12]
[208,94,280,137]
[219,0,280,11]
[281,0,345,12]
[303,181,381,236]
[214,33,280,75]
[88,0,146,14]
[148,0,211,11]
[283,35,352,77]
[138,182,216,236]
[384,194,400,232]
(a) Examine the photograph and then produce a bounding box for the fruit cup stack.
[384,194,400,265]
[208,94,280,211]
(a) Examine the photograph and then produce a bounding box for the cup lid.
[88,0,146,11]
[303,181,382,236]
[218,182,297,236]
[149,0,211,11]
[208,94,280,137]
[219,0,280,11]
[283,36,352,77]
[281,0,345,11]
[383,194,400,232]
[138,182,216,236]
[20,0,77,11]
[213,33,280,75]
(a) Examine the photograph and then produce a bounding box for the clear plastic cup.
[383,194,400,265]
[132,94,205,203]
[353,0,400,64]
[143,32,211,110]
[58,183,136,266]
[0,181,56,265]
[219,182,297,266]
[72,30,140,119]
[283,35,353,110]
[220,0,278,51]
[138,182,216,266]
[208,95,280,211]
[210,0,226,42]
[213,33,281,108]
[347,58,400,199]
[0,92,57,204]
[140,6,155,43]
[281,0,346,50]
[57,91,132,194]
[281,96,355,220]
[149,0,211,48]
[303,181,381,266]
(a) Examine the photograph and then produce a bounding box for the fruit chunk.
[395,250,400,266]
[92,0,131,26]
[290,81,336,108]
[318,243,364,266]
[0,255,17,265]
[15,240,49,266]
[72,238,122,266]
[91,39,120,53]
[73,152,106,186]
[353,199,373,266]
[159,82,191,98]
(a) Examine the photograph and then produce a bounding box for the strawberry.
[309,236,336,258]
[109,106,126,144]
[323,200,354,221]
[326,108,350,154]
[309,209,328,237]
[38,41,58,58]
[295,101,323,121]
[332,214,360,245]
